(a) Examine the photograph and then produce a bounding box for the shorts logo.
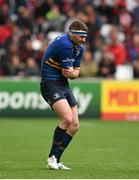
[53,93,60,100]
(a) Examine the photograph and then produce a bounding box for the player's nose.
[81,37,86,43]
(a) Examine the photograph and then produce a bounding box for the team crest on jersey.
[75,49,80,56]
[73,46,80,57]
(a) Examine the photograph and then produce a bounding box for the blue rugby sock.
[49,126,66,158]
[57,132,72,163]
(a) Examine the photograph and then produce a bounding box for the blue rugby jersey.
[41,34,84,81]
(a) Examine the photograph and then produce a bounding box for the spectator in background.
[97,51,116,78]
[19,27,32,48]
[0,3,12,47]
[16,6,33,31]
[21,39,35,61]
[6,23,22,48]
[72,0,93,12]
[108,25,128,65]
[0,23,12,46]
[133,55,139,78]
[96,0,114,24]
[59,0,73,16]
[46,4,66,32]
[84,3,103,52]
[26,0,39,15]
[34,0,55,18]
[32,32,48,67]
[92,37,106,64]
[8,55,25,76]
[132,0,139,26]
[80,49,98,77]
[110,0,126,25]
[4,42,21,75]
[25,57,40,76]
[106,0,119,25]
[128,33,139,63]
[0,2,9,25]
[63,8,76,33]
[118,3,132,37]
[0,47,8,75]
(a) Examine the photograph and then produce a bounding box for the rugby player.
[40,20,88,170]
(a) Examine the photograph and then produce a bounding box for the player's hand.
[62,67,76,79]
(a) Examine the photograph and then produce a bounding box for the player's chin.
[79,41,85,46]
[76,42,82,46]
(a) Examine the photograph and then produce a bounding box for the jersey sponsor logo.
[62,58,75,63]
[62,58,73,62]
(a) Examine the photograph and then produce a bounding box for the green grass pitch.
[0,118,139,179]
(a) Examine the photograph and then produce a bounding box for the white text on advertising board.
[0,87,93,115]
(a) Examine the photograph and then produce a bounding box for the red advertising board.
[101,80,139,121]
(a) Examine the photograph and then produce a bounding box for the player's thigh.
[52,99,73,121]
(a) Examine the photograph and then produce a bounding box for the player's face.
[73,35,86,46]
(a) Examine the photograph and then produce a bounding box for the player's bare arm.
[62,67,80,79]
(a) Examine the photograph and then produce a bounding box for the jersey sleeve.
[58,47,73,68]
[73,47,84,67]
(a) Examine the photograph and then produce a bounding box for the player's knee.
[71,122,79,134]
[65,115,73,125]
[62,114,73,127]
[74,122,79,132]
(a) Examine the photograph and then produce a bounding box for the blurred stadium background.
[0,0,139,178]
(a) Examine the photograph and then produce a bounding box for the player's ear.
[68,31,72,37]
[68,31,75,42]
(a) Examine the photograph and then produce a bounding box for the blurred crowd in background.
[0,0,139,79]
